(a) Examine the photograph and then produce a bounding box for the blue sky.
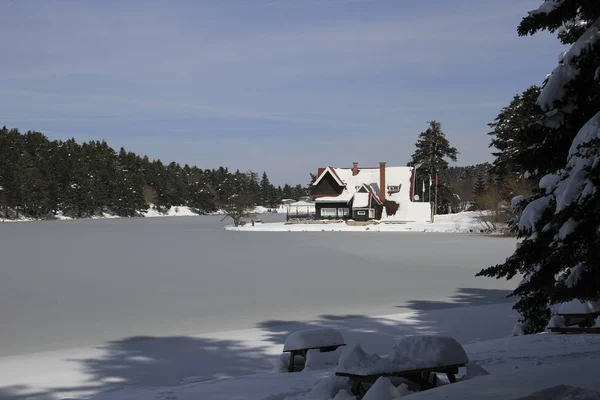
[0,0,563,185]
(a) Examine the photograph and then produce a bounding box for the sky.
[0,0,564,185]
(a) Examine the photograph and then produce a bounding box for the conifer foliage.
[0,127,306,219]
[478,1,600,333]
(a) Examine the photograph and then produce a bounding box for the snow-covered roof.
[353,192,370,208]
[313,166,414,204]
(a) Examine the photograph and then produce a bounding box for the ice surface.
[284,328,345,351]
[362,377,410,400]
[336,336,468,375]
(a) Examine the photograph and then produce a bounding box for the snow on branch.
[538,18,600,115]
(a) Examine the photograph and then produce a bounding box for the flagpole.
[434,173,439,217]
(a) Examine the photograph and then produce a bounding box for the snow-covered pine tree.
[478,0,600,333]
[408,120,458,178]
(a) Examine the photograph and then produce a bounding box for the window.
[320,208,338,217]
[369,208,375,219]
[338,208,349,217]
[357,210,366,216]
[387,185,400,193]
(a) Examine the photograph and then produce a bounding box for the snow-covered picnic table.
[283,328,346,372]
[547,300,600,334]
[335,336,469,397]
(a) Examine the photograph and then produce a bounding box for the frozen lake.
[0,215,517,357]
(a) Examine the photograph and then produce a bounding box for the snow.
[284,328,345,352]
[566,263,584,288]
[336,336,468,375]
[558,218,579,239]
[539,173,561,192]
[513,385,600,400]
[305,348,345,371]
[518,195,552,231]
[557,299,600,314]
[555,112,600,212]
[228,211,492,233]
[512,195,529,210]
[538,22,600,114]
[528,0,563,16]
[353,192,370,208]
[361,377,411,400]
[75,315,600,400]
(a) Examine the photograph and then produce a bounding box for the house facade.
[312,162,431,222]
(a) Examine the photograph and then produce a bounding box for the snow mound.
[285,376,352,400]
[546,316,566,331]
[336,336,468,375]
[557,300,600,314]
[513,384,600,400]
[305,347,345,371]
[284,328,345,351]
[362,377,410,400]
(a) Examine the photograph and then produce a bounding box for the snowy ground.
[227,212,494,234]
[4,301,599,400]
[0,205,282,223]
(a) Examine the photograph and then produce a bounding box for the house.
[311,162,431,222]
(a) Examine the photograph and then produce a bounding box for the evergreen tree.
[259,172,272,207]
[282,184,293,199]
[478,1,600,333]
[408,121,458,178]
[473,174,487,197]
[488,86,554,182]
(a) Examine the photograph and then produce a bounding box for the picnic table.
[282,328,345,372]
[548,310,600,334]
[336,363,465,397]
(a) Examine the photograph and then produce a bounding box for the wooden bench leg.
[446,372,456,383]
[288,351,296,373]
[351,380,364,397]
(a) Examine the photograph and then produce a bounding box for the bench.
[548,311,600,334]
[336,364,466,398]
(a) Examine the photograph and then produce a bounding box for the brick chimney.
[379,162,386,202]
[352,162,359,176]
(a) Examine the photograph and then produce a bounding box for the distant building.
[312,162,431,222]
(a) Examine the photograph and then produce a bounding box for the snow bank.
[336,336,468,375]
[284,328,345,352]
[362,377,410,400]
[305,347,345,371]
[227,212,491,233]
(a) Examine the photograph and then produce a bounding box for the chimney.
[379,162,386,202]
[352,162,359,176]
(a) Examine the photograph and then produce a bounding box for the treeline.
[0,127,308,219]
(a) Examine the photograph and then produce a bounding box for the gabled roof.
[313,166,344,187]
